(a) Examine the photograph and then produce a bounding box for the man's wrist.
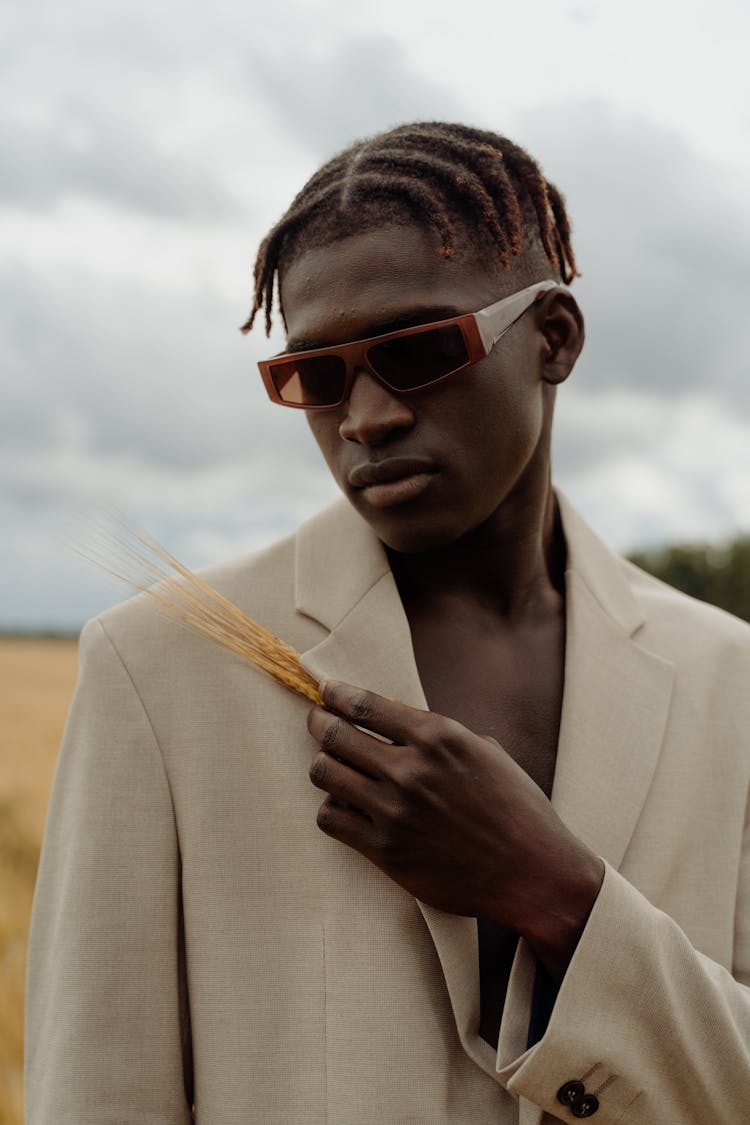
[521,852,605,984]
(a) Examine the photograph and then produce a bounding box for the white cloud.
[243,33,468,158]
[555,390,750,549]
[2,0,750,628]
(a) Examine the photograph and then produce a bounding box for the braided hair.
[242,122,579,336]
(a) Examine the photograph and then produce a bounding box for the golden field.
[0,636,79,1125]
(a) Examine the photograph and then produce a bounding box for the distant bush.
[628,536,750,624]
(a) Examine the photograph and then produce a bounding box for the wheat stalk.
[79,518,323,705]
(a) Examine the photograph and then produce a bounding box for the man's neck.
[386,480,566,626]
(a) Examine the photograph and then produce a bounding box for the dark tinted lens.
[270,355,347,406]
[367,325,469,390]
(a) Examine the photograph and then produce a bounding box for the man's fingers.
[319,680,426,744]
[309,749,376,812]
[307,705,386,777]
[315,796,373,849]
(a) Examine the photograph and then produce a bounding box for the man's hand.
[307,680,604,981]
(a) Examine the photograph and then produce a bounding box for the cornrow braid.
[242,121,579,336]
[365,148,515,269]
[385,125,525,255]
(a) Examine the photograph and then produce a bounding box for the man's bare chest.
[406,611,565,799]
[403,602,567,1048]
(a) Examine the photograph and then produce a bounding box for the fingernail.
[321,679,345,704]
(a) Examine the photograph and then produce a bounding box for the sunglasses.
[258,279,567,410]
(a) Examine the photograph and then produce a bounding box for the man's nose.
[338,369,416,445]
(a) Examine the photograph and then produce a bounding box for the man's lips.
[347,456,438,488]
[347,457,438,509]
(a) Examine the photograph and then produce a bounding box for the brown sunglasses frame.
[257,279,564,409]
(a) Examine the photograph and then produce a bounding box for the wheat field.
[0,636,79,1125]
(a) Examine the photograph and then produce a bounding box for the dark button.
[557,1080,585,1106]
[572,1093,600,1118]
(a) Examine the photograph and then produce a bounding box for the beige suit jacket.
[26,493,750,1123]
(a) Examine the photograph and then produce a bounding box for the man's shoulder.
[195,527,299,609]
[99,526,290,613]
[622,554,750,644]
[558,491,750,665]
[83,511,344,663]
[612,554,750,700]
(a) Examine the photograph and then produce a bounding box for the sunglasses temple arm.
[473,280,569,353]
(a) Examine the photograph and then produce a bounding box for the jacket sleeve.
[25,618,194,1124]
[496,854,750,1123]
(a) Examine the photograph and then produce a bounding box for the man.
[26,123,750,1123]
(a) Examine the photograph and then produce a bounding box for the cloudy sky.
[2,0,750,630]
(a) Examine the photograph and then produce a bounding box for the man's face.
[280,223,558,554]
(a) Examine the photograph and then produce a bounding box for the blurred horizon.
[2,523,749,636]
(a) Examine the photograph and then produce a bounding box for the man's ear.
[539,291,585,385]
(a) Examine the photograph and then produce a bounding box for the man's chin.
[346,495,473,556]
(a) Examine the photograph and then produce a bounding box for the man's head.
[242,121,579,337]
[245,123,584,553]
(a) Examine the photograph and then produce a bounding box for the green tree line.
[628,535,750,624]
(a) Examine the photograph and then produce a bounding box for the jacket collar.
[295,488,673,862]
[295,489,645,638]
[295,497,391,633]
[554,490,645,636]
[295,490,674,1087]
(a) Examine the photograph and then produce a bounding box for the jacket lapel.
[296,500,495,1072]
[295,498,425,706]
[294,494,675,1089]
[498,497,675,1115]
[550,495,674,866]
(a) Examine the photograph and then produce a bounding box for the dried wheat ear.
[80,520,323,705]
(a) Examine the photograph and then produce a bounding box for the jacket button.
[572,1093,600,1117]
[557,1080,585,1106]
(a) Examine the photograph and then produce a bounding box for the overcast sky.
[2,0,750,629]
